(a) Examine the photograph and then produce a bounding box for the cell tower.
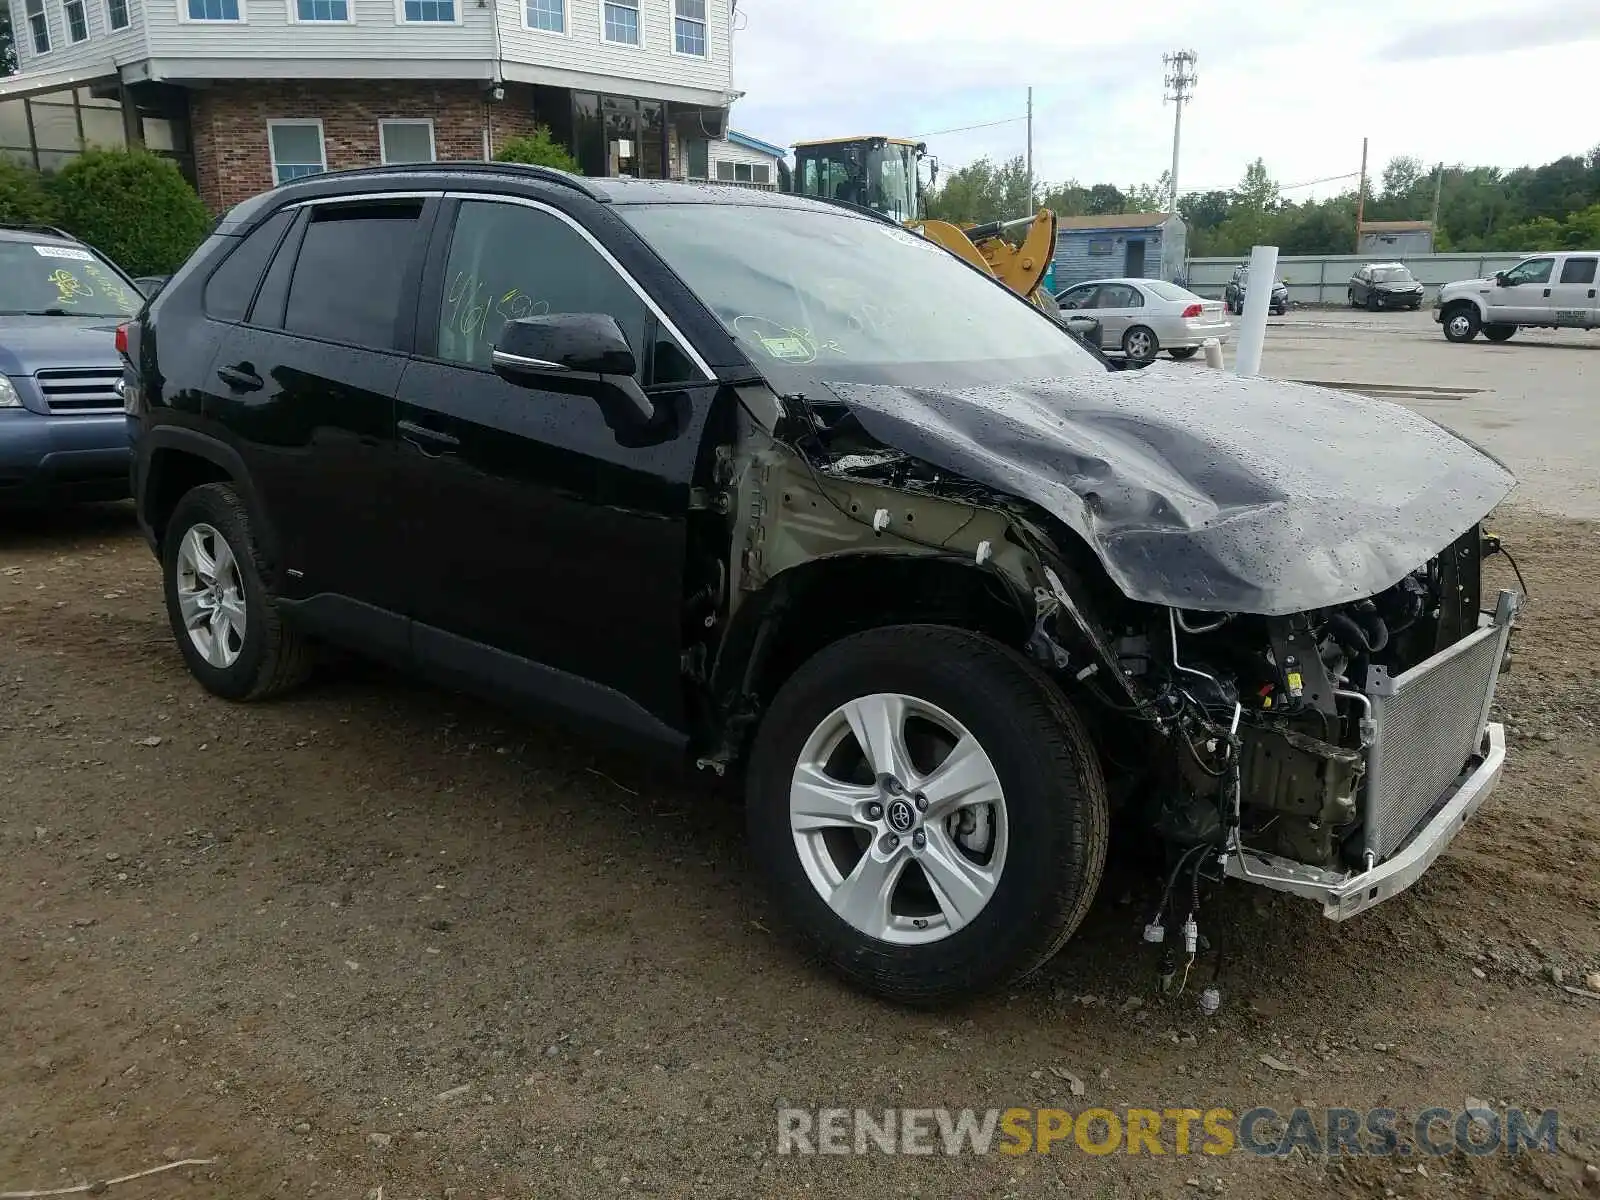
[1162,50,1199,213]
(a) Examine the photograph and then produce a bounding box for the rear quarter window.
[203,209,294,322]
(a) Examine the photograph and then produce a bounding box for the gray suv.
[0,224,144,506]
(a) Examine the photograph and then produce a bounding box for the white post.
[1202,337,1223,369]
[1234,244,1278,379]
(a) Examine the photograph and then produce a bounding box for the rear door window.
[203,209,293,322]
[283,200,428,351]
[1559,257,1597,285]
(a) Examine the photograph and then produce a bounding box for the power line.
[1281,169,1361,191]
[913,115,1027,138]
[1179,170,1363,196]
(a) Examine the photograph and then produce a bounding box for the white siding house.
[680,128,782,188]
[1,0,738,209]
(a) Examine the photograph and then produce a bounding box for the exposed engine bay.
[1083,524,1491,872]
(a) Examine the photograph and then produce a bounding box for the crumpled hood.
[827,367,1516,616]
[0,315,123,376]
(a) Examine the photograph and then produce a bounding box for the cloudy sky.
[728,0,1600,199]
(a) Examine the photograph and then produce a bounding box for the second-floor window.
[602,0,638,45]
[297,0,349,18]
[63,0,89,41]
[401,0,454,20]
[187,0,243,20]
[106,0,130,29]
[26,0,50,52]
[673,0,705,55]
[526,0,561,32]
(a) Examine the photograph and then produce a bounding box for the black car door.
[392,193,719,742]
[207,195,437,656]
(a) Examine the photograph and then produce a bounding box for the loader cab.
[791,136,929,222]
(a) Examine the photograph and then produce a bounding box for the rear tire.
[745,625,1108,1006]
[1483,324,1516,342]
[1348,290,1358,307]
[1443,304,1481,343]
[162,482,312,702]
[1168,346,1198,360]
[1122,325,1159,363]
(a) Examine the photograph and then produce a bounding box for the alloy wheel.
[789,692,1008,945]
[175,522,247,669]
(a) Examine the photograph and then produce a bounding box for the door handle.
[398,419,460,457]
[216,364,263,392]
[1589,289,1596,299]
[1543,288,1551,297]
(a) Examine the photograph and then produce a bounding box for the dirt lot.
[4,320,1600,1198]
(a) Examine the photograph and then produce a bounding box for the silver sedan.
[1055,277,1232,363]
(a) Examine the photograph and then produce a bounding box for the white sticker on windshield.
[33,244,94,261]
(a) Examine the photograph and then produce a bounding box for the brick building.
[0,0,737,211]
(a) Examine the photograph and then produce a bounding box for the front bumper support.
[1223,722,1505,920]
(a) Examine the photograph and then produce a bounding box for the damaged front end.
[713,369,1522,928]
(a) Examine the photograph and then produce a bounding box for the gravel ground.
[1,499,1597,1200]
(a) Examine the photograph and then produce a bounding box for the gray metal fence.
[1185,252,1530,305]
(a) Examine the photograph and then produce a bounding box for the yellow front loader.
[787,135,1059,309]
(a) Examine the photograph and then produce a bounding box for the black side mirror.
[492,314,651,421]
[1493,272,1508,287]
[135,276,168,299]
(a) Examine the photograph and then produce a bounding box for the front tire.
[162,482,312,701]
[1443,304,1481,343]
[1366,292,1381,312]
[1483,324,1516,342]
[745,626,1108,1006]
[1122,325,1159,363]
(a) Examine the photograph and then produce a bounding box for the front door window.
[436,200,649,370]
[1501,258,1553,287]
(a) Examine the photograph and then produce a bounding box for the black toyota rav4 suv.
[126,163,1519,1007]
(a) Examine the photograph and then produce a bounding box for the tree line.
[925,148,1600,256]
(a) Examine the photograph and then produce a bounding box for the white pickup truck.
[1435,250,1599,342]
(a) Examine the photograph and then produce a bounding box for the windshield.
[0,241,141,317]
[622,202,1104,390]
[795,142,920,222]
[1372,267,1414,283]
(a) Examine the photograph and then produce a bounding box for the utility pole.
[1353,136,1369,253]
[1430,161,1444,246]
[1025,87,1034,215]
[1162,50,1198,213]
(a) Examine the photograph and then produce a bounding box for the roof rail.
[0,222,78,240]
[286,160,607,200]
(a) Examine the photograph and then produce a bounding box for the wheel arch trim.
[138,427,281,571]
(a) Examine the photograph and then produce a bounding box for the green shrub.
[0,156,54,226]
[46,148,212,276]
[494,127,581,174]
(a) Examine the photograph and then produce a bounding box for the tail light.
[1181,303,1204,319]
[114,323,130,356]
